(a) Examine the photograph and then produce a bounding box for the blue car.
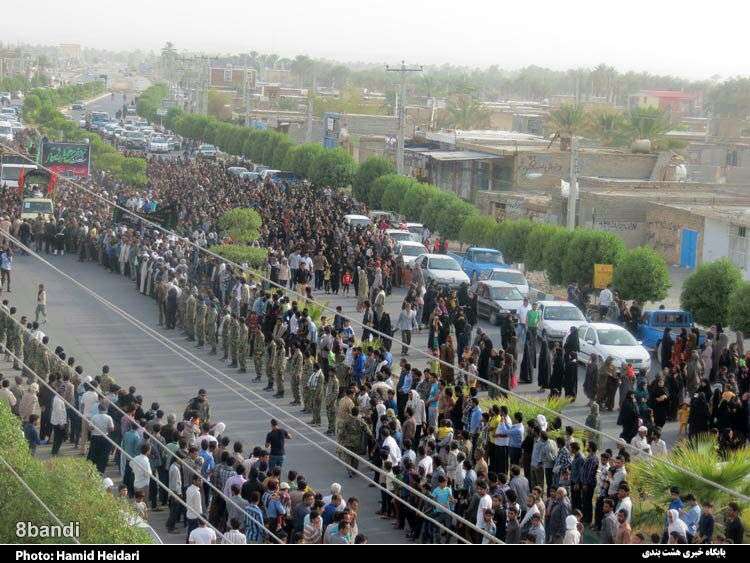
[636,309,704,356]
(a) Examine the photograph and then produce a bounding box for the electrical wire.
[7,234,489,544]
[0,454,82,545]
[3,140,749,506]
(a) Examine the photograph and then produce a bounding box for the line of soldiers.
[156,282,344,436]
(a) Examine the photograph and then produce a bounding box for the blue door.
[680,229,699,269]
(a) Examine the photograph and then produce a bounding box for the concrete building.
[210,67,256,91]
[646,204,750,277]
[628,90,702,118]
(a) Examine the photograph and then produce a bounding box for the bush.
[420,191,456,231]
[380,175,418,213]
[354,157,395,202]
[400,182,437,220]
[561,229,625,287]
[0,403,152,543]
[459,215,497,248]
[437,198,477,241]
[680,259,743,327]
[613,246,670,303]
[543,229,575,285]
[213,244,269,269]
[218,208,262,244]
[525,223,564,272]
[496,220,535,265]
[367,174,390,209]
[284,143,326,178]
[729,282,750,334]
[308,147,357,189]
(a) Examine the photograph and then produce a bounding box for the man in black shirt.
[265,418,292,471]
[725,502,744,544]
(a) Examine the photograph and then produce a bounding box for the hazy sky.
[3,0,747,80]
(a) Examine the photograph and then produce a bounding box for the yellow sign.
[594,264,613,289]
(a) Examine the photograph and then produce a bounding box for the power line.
[2,141,748,505]
[0,454,82,545]
[7,233,490,544]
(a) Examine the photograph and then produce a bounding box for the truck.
[19,168,56,221]
[446,247,508,282]
[636,309,705,361]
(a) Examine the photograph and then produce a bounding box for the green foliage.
[400,183,438,221]
[525,223,564,272]
[380,174,418,213]
[459,215,497,248]
[707,78,750,119]
[441,93,491,130]
[308,148,357,189]
[283,143,325,178]
[271,139,294,170]
[728,283,750,334]
[681,259,743,327]
[627,436,750,530]
[218,208,262,243]
[543,229,575,285]
[496,220,535,265]
[0,403,151,543]
[135,83,168,123]
[478,395,576,440]
[420,191,456,231]
[207,89,233,121]
[561,229,625,287]
[354,157,395,202]
[613,246,670,303]
[438,198,477,241]
[548,103,588,149]
[213,244,269,269]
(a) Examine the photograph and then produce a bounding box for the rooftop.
[656,204,750,227]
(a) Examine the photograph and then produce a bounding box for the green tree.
[681,259,743,326]
[284,143,326,178]
[497,220,535,265]
[442,94,490,130]
[213,245,269,269]
[624,106,677,151]
[561,229,625,287]
[438,198,477,240]
[353,156,395,202]
[400,182,438,220]
[548,103,587,151]
[308,148,357,189]
[613,246,670,303]
[380,175,417,212]
[420,191,456,231]
[218,208,262,243]
[543,229,575,285]
[728,282,750,335]
[525,223,564,272]
[707,78,750,118]
[459,215,497,248]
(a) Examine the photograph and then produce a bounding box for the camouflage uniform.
[205,302,218,355]
[0,303,9,351]
[219,312,232,361]
[34,343,51,383]
[228,317,240,368]
[237,322,249,372]
[8,321,25,370]
[337,412,373,474]
[335,395,355,437]
[185,293,197,341]
[251,329,265,382]
[325,372,340,435]
[195,299,207,348]
[24,338,37,379]
[308,368,325,425]
[264,339,277,390]
[273,339,287,397]
[288,347,304,405]
[177,288,188,331]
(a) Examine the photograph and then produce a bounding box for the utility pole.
[386,61,422,175]
[244,58,252,127]
[566,134,579,230]
[306,73,316,142]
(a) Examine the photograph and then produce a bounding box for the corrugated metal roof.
[421,150,498,161]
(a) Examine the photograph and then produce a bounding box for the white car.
[413,253,470,289]
[481,268,530,298]
[577,322,651,372]
[405,222,424,236]
[385,229,414,244]
[537,301,587,344]
[197,144,218,159]
[395,241,428,266]
[344,214,371,228]
[149,136,170,153]
[0,120,13,142]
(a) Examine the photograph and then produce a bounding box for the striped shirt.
[244,504,266,543]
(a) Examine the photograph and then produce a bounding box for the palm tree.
[587,109,627,147]
[625,106,674,149]
[290,55,314,88]
[443,94,490,130]
[548,103,588,151]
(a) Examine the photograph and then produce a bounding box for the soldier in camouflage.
[251,327,265,383]
[325,368,340,435]
[288,342,304,406]
[219,308,232,361]
[34,336,52,383]
[308,364,325,425]
[337,406,373,477]
[237,319,249,373]
[205,298,219,355]
[228,314,240,368]
[273,338,287,398]
[177,282,188,331]
[264,337,277,391]
[0,299,10,352]
[184,288,197,342]
[194,296,207,348]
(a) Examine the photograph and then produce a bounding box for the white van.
[1,163,37,188]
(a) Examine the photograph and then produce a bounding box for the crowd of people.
[0,133,747,545]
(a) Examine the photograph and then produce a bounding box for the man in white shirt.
[189,520,217,544]
[516,298,531,346]
[79,380,100,453]
[475,480,493,527]
[599,285,613,318]
[87,402,114,473]
[185,474,203,540]
[131,443,153,498]
[381,429,401,466]
[629,426,651,456]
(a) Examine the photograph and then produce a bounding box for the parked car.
[636,309,704,360]
[149,135,170,153]
[405,222,424,237]
[343,214,371,228]
[447,247,508,281]
[577,322,652,372]
[537,300,588,344]
[385,229,415,244]
[412,253,470,289]
[481,268,530,298]
[395,241,428,267]
[470,280,525,325]
[371,210,399,225]
[197,144,218,159]
[71,101,85,110]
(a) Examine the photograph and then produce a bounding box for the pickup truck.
[447,247,508,282]
[636,309,704,359]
